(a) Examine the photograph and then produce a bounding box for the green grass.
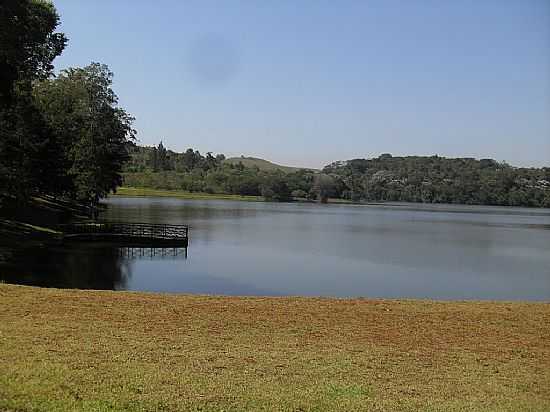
[114,187,351,204]
[224,156,318,173]
[114,187,264,202]
[1,284,549,411]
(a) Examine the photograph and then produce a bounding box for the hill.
[224,156,317,173]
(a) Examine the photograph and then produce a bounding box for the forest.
[123,144,550,207]
[122,143,308,202]
[0,0,134,211]
[324,155,550,207]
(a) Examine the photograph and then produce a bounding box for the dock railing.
[59,222,189,242]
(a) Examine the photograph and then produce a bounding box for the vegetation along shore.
[122,143,550,207]
[113,186,352,204]
[113,186,263,202]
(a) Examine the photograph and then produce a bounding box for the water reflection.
[0,244,131,290]
[2,198,549,300]
[0,245,193,290]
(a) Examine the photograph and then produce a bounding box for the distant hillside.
[224,156,317,173]
[122,143,550,207]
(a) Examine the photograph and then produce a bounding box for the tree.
[204,152,217,171]
[150,141,169,171]
[261,175,291,202]
[34,63,135,206]
[157,141,169,170]
[0,0,67,203]
[0,0,67,105]
[181,148,197,171]
[311,174,336,203]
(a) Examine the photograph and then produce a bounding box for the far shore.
[1,284,549,411]
[110,187,550,211]
[113,186,358,204]
[112,186,265,202]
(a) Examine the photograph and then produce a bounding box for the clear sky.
[52,0,549,169]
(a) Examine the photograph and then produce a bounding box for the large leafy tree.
[0,0,67,203]
[0,0,66,104]
[34,63,136,206]
[0,94,64,201]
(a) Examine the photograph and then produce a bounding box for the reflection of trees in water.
[0,244,132,290]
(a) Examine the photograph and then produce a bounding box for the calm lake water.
[2,197,550,300]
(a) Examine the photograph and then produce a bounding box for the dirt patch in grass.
[1,284,549,411]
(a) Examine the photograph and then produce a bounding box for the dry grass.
[0,284,549,411]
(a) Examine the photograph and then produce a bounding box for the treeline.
[0,1,134,210]
[124,143,226,173]
[123,144,326,202]
[124,146,550,207]
[323,155,550,207]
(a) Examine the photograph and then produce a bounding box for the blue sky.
[52,0,549,168]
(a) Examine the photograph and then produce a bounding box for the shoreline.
[111,186,354,204]
[0,196,94,247]
[112,186,265,202]
[112,187,550,210]
[1,284,549,411]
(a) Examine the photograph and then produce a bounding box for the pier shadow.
[0,244,191,291]
[0,244,131,290]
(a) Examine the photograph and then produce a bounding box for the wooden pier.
[59,222,189,247]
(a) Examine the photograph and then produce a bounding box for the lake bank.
[1,284,549,411]
[0,196,93,247]
[113,187,265,202]
[113,186,356,204]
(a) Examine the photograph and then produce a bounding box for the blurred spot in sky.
[186,34,240,89]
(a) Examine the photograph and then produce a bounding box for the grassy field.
[1,285,549,411]
[113,187,264,202]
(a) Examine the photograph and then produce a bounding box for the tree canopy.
[0,0,67,203]
[323,155,550,207]
[122,146,550,207]
[1,1,134,210]
[0,0,66,105]
[34,63,135,205]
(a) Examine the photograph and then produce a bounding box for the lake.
[2,197,550,300]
